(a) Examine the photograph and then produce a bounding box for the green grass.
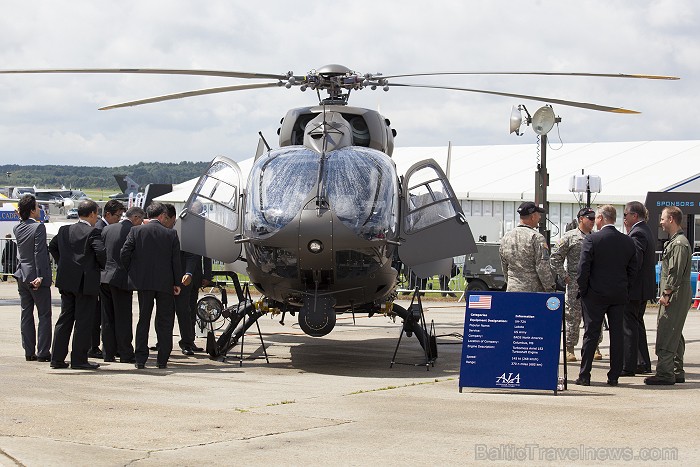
[82,189,110,201]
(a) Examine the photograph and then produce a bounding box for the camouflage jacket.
[550,227,589,282]
[499,224,554,292]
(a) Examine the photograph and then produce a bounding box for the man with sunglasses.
[620,201,656,376]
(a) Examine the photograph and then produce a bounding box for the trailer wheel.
[467,279,489,291]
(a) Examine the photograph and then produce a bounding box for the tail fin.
[114,174,139,194]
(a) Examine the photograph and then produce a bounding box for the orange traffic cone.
[693,280,700,310]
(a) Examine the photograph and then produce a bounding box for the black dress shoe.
[103,357,116,363]
[619,370,636,377]
[575,377,590,386]
[87,348,103,359]
[192,345,204,352]
[157,363,167,369]
[25,355,37,361]
[607,379,619,386]
[71,362,100,370]
[181,348,194,356]
[135,363,145,369]
[37,355,51,362]
[149,344,159,351]
[50,361,69,369]
[675,375,685,383]
[637,366,652,374]
[644,376,675,385]
[120,358,137,364]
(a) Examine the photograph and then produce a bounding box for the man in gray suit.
[13,194,53,362]
[121,202,181,369]
[100,206,144,363]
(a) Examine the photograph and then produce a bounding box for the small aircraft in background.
[109,174,140,201]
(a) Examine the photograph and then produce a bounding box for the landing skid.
[390,287,437,370]
[197,276,269,366]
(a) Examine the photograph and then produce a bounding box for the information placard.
[459,291,563,392]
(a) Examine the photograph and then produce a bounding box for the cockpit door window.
[179,156,242,263]
[399,159,476,268]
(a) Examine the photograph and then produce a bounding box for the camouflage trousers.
[565,286,602,351]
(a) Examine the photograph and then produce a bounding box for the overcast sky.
[0,0,697,168]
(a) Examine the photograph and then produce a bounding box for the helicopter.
[0,65,679,361]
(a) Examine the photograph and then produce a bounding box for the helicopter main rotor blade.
[380,71,680,80]
[98,82,281,110]
[387,82,640,113]
[0,68,288,80]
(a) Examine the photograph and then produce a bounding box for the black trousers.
[636,300,652,370]
[580,295,624,381]
[188,272,204,333]
[174,283,194,349]
[51,291,97,365]
[100,283,134,361]
[91,295,102,350]
[135,289,175,365]
[623,299,651,372]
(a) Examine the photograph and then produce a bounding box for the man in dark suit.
[171,200,212,353]
[621,201,656,376]
[575,204,637,386]
[89,199,126,359]
[13,194,53,362]
[100,206,145,363]
[121,202,181,369]
[49,199,106,370]
[2,233,18,281]
[161,203,197,356]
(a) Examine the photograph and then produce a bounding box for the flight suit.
[655,230,692,382]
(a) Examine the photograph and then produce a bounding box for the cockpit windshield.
[246,146,398,240]
[324,147,398,239]
[246,148,318,237]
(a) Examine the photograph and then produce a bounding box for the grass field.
[82,188,111,201]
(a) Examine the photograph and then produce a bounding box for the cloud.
[0,0,696,166]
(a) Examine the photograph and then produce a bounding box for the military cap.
[577,207,596,219]
[517,201,546,216]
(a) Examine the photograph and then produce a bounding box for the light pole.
[510,105,560,242]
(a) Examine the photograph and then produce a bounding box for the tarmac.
[0,279,698,466]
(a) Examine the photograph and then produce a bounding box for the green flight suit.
[656,230,692,381]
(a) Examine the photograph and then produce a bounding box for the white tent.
[157,140,700,241]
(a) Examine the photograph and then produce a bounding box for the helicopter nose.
[298,203,333,271]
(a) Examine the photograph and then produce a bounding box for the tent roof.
[391,140,700,204]
[161,140,700,207]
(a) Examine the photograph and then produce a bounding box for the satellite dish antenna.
[509,105,523,134]
[532,105,556,135]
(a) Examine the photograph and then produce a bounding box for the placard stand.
[459,291,564,394]
[390,287,437,370]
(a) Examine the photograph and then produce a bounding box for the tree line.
[0,161,209,190]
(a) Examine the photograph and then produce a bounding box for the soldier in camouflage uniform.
[550,207,598,362]
[645,206,692,385]
[500,202,555,293]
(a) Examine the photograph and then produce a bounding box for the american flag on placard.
[469,294,492,309]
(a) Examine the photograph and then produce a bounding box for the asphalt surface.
[0,280,698,466]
